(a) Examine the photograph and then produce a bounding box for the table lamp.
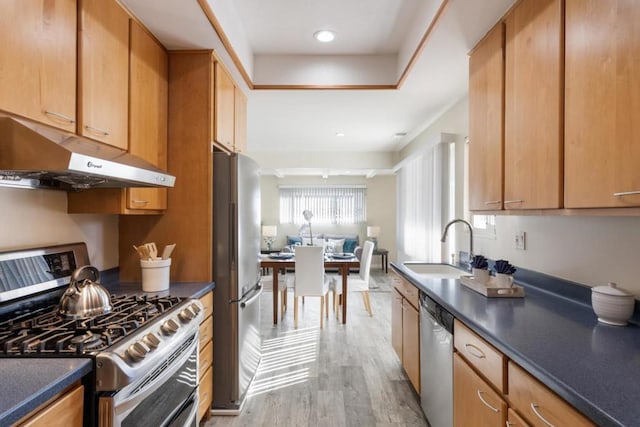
[367,226,380,250]
[262,225,278,251]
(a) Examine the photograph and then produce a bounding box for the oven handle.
[109,335,199,422]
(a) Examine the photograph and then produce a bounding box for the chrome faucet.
[440,219,473,259]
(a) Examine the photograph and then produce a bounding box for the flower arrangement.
[470,255,488,270]
[494,259,517,275]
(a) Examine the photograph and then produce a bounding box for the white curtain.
[279,185,367,225]
[397,144,445,261]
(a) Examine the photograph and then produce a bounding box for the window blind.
[279,185,367,225]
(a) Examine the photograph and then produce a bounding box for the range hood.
[0,114,175,191]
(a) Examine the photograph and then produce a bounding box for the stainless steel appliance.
[0,242,203,426]
[0,112,175,190]
[212,152,262,414]
[420,292,454,427]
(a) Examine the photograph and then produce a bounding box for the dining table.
[260,253,360,325]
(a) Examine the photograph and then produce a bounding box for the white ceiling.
[121,0,515,174]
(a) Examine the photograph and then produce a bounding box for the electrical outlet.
[515,231,526,250]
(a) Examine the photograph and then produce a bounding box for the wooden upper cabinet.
[214,61,235,152]
[78,0,129,150]
[127,20,168,211]
[0,0,76,132]
[565,0,640,208]
[234,87,248,154]
[468,23,505,211]
[504,0,563,209]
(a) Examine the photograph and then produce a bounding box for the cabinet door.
[504,0,563,209]
[19,384,84,426]
[78,0,129,150]
[0,0,76,132]
[508,361,594,427]
[453,353,506,427]
[127,20,168,211]
[469,23,504,211]
[508,408,531,427]
[234,87,248,153]
[214,61,235,151]
[565,0,640,208]
[391,289,403,361]
[402,300,420,393]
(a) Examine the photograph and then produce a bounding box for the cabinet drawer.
[18,384,84,426]
[508,362,594,427]
[199,341,213,380]
[200,292,213,320]
[391,272,419,309]
[198,366,213,422]
[508,407,530,427]
[454,320,506,393]
[199,317,213,350]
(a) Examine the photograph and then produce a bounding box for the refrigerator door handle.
[240,283,263,308]
[229,202,237,265]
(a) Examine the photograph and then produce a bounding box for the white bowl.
[591,282,635,326]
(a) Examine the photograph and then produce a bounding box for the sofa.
[286,233,360,254]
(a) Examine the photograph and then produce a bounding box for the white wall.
[259,174,397,267]
[400,96,640,296]
[0,188,118,270]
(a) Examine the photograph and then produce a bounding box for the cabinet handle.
[530,403,555,427]
[613,191,640,197]
[131,200,149,205]
[44,110,75,124]
[506,422,514,427]
[503,200,524,204]
[476,390,499,413]
[484,200,502,205]
[464,343,486,359]
[84,125,110,136]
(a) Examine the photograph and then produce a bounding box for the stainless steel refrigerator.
[211,152,262,414]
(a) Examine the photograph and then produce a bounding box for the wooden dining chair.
[290,246,331,328]
[332,240,375,317]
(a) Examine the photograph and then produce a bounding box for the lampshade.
[367,226,381,238]
[302,210,314,222]
[262,225,277,237]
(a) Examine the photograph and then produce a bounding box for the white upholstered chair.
[332,240,375,317]
[288,246,331,328]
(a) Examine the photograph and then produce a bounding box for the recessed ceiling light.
[336,132,345,137]
[314,30,335,43]
[393,132,408,138]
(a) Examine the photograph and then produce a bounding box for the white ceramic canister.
[591,282,635,326]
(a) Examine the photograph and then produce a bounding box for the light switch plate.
[515,231,526,250]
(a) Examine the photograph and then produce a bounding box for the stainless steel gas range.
[0,242,203,426]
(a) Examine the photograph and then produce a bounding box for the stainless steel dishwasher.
[420,292,454,427]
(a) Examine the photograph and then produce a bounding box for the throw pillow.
[302,237,325,247]
[343,238,358,254]
[287,236,303,246]
[325,238,345,253]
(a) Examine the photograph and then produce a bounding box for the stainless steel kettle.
[59,265,112,318]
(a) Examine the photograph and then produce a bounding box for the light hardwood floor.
[205,271,428,427]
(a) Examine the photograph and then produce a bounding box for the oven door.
[99,334,199,427]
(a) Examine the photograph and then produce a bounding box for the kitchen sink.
[403,263,467,279]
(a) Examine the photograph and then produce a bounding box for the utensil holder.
[140,258,171,292]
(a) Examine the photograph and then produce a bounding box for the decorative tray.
[459,275,525,298]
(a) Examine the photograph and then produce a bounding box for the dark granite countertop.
[103,281,215,299]
[0,358,92,425]
[391,261,639,427]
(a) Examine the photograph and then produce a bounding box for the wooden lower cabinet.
[390,271,420,394]
[198,291,213,423]
[508,361,594,427]
[454,353,507,427]
[17,384,84,427]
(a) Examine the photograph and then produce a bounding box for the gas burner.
[0,295,186,355]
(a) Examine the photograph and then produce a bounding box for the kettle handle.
[70,265,100,288]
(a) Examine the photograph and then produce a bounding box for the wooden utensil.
[144,242,158,259]
[162,244,176,260]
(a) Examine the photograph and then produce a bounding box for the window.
[279,185,366,225]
